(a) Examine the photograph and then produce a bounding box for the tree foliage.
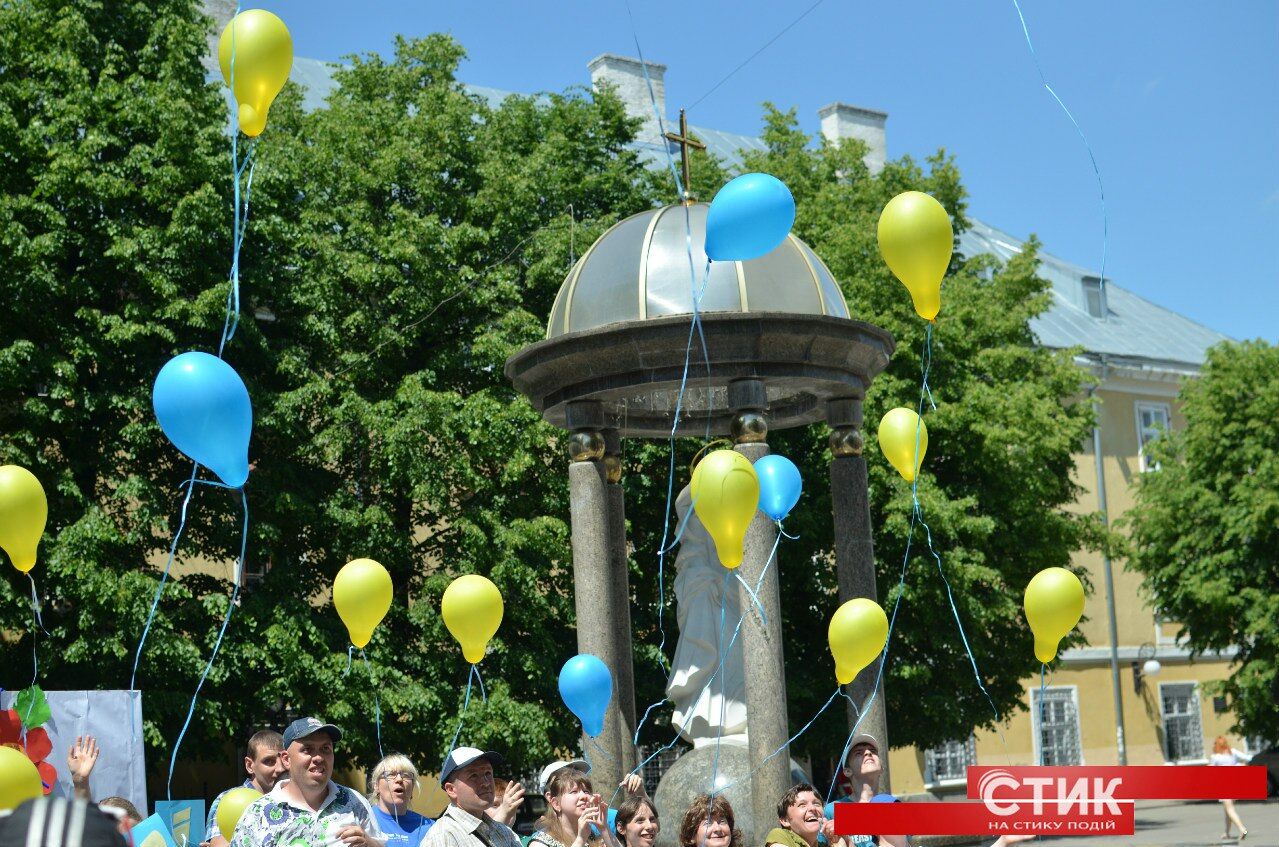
[1126,340,1279,740]
[3,0,1101,794]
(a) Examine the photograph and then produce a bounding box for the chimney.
[818,103,888,174]
[588,53,668,147]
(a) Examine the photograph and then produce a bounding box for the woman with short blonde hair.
[369,753,434,847]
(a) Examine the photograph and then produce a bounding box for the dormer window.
[1082,276,1107,318]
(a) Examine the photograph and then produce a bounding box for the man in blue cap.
[422,747,521,847]
[228,717,384,847]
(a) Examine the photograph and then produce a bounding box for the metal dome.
[546,202,850,339]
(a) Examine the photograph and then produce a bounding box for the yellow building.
[886,221,1247,797]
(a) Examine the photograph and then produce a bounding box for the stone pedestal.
[828,398,890,790]
[652,744,808,847]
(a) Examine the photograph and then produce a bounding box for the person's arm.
[66,735,100,801]
[492,780,526,826]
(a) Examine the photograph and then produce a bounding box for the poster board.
[0,689,146,814]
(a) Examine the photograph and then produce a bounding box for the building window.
[924,736,977,785]
[1159,682,1204,762]
[1031,687,1083,766]
[1136,402,1171,472]
[1081,276,1107,318]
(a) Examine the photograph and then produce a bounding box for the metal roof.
[276,61,1230,369]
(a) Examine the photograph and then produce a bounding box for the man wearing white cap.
[422,747,522,847]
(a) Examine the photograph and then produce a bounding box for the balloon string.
[474,663,488,703]
[915,502,1002,727]
[344,645,355,676]
[1010,0,1107,295]
[448,665,477,755]
[362,650,385,760]
[166,488,248,800]
[708,569,731,797]
[621,0,685,198]
[131,461,201,691]
[711,686,842,798]
[1038,662,1047,767]
[839,688,861,719]
[585,734,617,763]
[733,573,765,626]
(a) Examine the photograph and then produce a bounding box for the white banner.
[1,689,147,814]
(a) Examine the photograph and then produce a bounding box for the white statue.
[666,485,749,744]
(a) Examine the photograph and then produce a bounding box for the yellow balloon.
[218,10,293,137]
[0,465,47,573]
[828,598,889,685]
[689,449,760,569]
[216,786,262,839]
[1024,567,1085,663]
[877,408,928,483]
[0,745,42,812]
[442,574,504,664]
[877,191,953,321]
[333,558,393,649]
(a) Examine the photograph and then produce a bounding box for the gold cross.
[664,109,706,204]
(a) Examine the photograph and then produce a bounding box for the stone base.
[653,742,808,847]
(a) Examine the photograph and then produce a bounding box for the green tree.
[665,106,1099,756]
[1126,340,1279,740]
[0,2,659,786]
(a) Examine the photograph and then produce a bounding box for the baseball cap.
[847,733,879,754]
[440,746,506,785]
[282,717,342,747]
[538,759,591,792]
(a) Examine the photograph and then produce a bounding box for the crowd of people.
[0,720,1037,847]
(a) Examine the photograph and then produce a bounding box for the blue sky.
[253,1,1277,343]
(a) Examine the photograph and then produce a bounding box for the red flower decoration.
[0,709,57,793]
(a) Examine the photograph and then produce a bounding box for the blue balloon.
[754,454,802,521]
[704,173,796,261]
[152,352,253,488]
[558,653,613,737]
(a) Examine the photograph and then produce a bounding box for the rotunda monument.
[507,175,896,841]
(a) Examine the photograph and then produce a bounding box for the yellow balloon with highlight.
[218,10,293,137]
[333,558,393,649]
[216,786,262,839]
[828,598,889,685]
[0,745,42,811]
[1024,567,1085,663]
[442,574,504,664]
[877,408,928,483]
[0,465,48,573]
[689,449,760,569]
[877,191,953,321]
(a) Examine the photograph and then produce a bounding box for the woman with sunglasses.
[370,754,435,847]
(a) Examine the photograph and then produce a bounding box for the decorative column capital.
[566,401,607,463]
[728,378,769,444]
[827,397,864,457]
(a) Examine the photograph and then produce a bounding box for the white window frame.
[1030,685,1084,766]
[1135,401,1172,472]
[1158,681,1206,763]
[923,735,978,788]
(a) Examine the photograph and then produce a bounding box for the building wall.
[887,376,1248,797]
